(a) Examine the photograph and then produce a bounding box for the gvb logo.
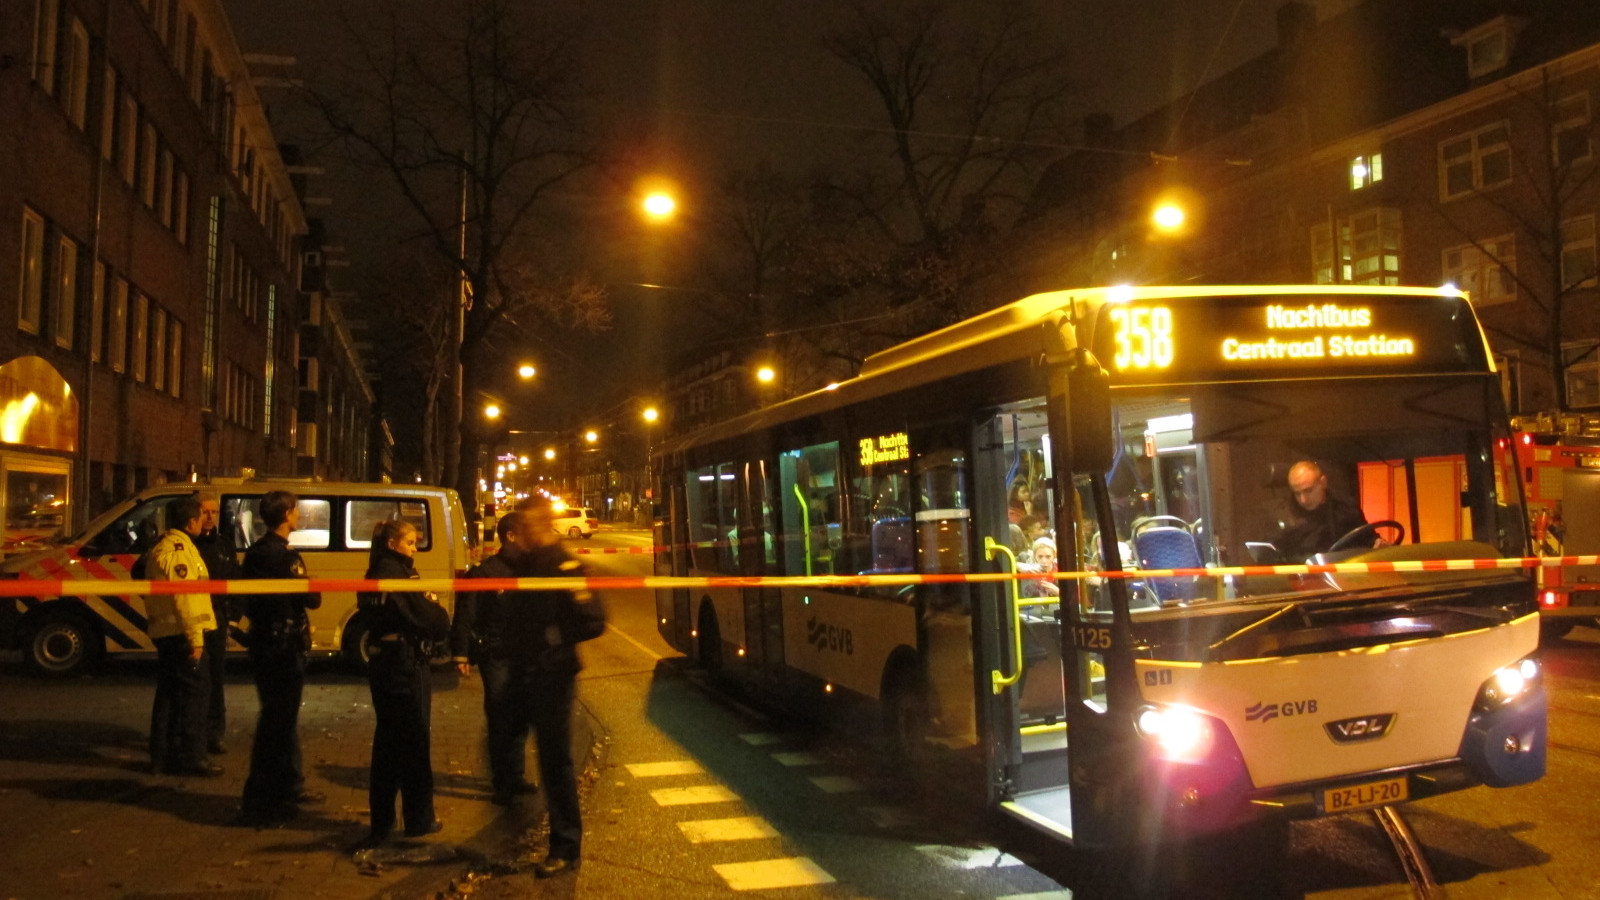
[806,616,854,655]
[1244,698,1318,723]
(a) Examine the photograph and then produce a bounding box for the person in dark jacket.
[195,492,241,755]
[498,501,607,878]
[238,490,324,826]
[1274,460,1369,560]
[360,519,451,845]
[450,513,538,805]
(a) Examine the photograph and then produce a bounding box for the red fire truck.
[1513,426,1600,640]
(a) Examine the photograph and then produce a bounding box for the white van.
[0,479,471,676]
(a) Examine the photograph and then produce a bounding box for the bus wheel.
[1540,618,1577,642]
[26,612,100,677]
[881,660,930,766]
[696,603,723,674]
[341,612,377,671]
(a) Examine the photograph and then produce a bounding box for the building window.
[151,306,167,392]
[174,170,190,244]
[1444,237,1517,306]
[1565,342,1600,408]
[140,123,158,207]
[54,235,77,348]
[100,65,117,160]
[31,0,58,92]
[1350,152,1383,190]
[19,208,46,334]
[64,17,89,128]
[89,262,104,362]
[1310,209,1401,285]
[1440,123,1512,200]
[1554,92,1593,168]
[1562,216,1598,290]
[168,319,183,398]
[1467,29,1507,77]
[132,292,148,383]
[157,149,174,227]
[109,277,128,372]
[118,93,138,185]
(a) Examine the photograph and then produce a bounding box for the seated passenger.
[1022,536,1060,598]
[1273,460,1367,560]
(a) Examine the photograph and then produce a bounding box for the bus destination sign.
[1094,294,1483,384]
[859,432,910,467]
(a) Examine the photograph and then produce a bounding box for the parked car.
[0,479,472,676]
[551,506,598,539]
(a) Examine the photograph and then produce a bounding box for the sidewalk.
[0,656,601,900]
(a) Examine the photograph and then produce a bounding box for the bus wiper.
[1205,602,1303,661]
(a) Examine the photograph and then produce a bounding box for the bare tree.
[305,0,605,517]
[1427,67,1600,413]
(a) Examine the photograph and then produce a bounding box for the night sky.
[221,0,1360,432]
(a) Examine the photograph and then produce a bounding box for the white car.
[551,507,598,539]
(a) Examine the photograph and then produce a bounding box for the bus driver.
[1273,460,1368,560]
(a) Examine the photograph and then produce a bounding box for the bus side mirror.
[1065,349,1114,475]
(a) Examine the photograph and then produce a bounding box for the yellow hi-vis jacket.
[144,529,217,650]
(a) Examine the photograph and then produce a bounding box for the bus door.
[972,404,1072,834]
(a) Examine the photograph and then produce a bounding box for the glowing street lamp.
[641,406,659,424]
[1151,202,1186,232]
[483,403,502,421]
[755,365,777,385]
[642,191,677,221]
[544,448,556,461]
[517,363,537,380]
[584,430,599,444]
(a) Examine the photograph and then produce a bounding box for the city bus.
[652,284,1545,850]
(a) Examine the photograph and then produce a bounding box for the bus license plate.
[1321,776,1408,814]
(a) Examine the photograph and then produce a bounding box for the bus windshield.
[1073,373,1529,635]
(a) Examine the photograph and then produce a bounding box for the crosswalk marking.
[649,785,740,806]
[626,761,705,778]
[738,732,784,746]
[770,751,823,767]
[713,857,836,891]
[677,816,780,843]
[809,775,867,794]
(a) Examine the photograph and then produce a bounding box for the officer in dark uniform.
[450,512,538,805]
[195,493,241,755]
[238,490,323,826]
[499,501,607,878]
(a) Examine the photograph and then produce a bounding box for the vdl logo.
[806,616,854,655]
[1244,698,1319,722]
[1325,713,1396,743]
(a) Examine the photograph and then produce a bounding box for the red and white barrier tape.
[0,555,1593,597]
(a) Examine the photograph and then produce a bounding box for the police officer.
[450,512,538,805]
[361,519,451,845]
[195,492,241,755]
[499,501,607,878]
[145,495,222,776]
[239,490,323,826]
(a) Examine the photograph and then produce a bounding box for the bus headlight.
[1477,656,1540,710]
[1135,704,1216,762]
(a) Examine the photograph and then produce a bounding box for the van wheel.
[26,612,100,677]
[696,602,723,674]
[341,612,376,671]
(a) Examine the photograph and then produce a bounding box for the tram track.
[1373,806,1443,900]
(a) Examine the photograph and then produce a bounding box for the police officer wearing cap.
[145,495,222,776]
[239,490,323,825]
[195,492,241,755]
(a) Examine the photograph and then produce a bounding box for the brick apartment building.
[1,0,377,544]
[1015,0,1600,421]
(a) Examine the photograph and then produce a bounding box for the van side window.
[346,499,431,551]
[226,497,333,550]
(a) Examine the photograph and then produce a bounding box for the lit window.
[1350,153,1383,190]
[1562,216,1597,290]
[1443,237,1517,306]
[1440,122,1512,200]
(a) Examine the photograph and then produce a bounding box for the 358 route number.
[1109,305,1175,371]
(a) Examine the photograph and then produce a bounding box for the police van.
[0,479,472,676]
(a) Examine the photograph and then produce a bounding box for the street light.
[1151,203,1186,232]
[517,363,537,380]
[642,191,677,221]
[755,365,776,385]
[483,403,502,421]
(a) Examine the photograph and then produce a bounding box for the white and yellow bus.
[653,284,1545,850]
